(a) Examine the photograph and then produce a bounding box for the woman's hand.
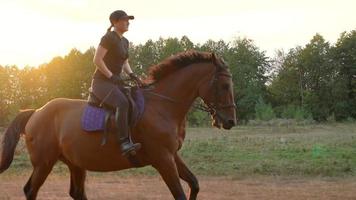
[129,73,145,87]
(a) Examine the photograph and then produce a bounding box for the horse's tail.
[0,109,35,173]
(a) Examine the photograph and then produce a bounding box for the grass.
[182,123,356,177]
[1,123,356,177]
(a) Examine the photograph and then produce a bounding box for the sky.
[0,0,355,68]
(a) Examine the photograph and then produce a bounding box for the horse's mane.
[146,50,213,82]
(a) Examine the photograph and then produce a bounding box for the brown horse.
[0,50,236,200]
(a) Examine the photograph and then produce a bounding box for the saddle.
[81,86,145,146]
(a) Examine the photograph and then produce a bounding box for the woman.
[90,10,142,156]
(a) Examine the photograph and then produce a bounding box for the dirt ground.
[0,174,355,200]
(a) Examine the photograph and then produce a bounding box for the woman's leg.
[90,78,141,155]
[113,88,141,155]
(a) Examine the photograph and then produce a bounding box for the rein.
[142,88,177,103]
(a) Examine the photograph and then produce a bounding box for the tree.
[269,47,303,109]
[227,38,270,121]
[269,34,338,121]
[332,30,356,119]
[298,34,333,121]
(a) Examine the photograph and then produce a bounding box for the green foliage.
[187,106,211,127]
[1,30,356,125]
[0,35,269,126]
[228,38,269,121]
[332,30,356,119]
[280,105,312,121]
[269,31,356,122]
[255,97,275,121]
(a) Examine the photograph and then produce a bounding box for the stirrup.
[120,141,141,156]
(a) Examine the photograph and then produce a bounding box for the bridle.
[194,57,236,123]
[140,54,236,123]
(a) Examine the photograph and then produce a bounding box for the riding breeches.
[90,77,130,139]
[90,77,129,111]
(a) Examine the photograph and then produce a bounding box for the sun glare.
[0,0,355,68]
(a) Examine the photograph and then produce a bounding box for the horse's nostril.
[228,119,235,126]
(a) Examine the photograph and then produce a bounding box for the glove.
[109,74,124,85]
[129,72,145,87]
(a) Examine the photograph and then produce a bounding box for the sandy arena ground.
[1,174,355,200]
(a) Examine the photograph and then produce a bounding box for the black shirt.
[93,31,129,80]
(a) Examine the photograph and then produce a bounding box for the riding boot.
[114,107,141,156]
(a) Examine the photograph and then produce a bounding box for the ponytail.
[107,24,113,32]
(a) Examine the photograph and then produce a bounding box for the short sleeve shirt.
[93,31,129,80]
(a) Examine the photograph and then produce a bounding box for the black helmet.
[109,10,134,24]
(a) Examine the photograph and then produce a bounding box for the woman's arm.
[93,45,113,78]
[122,58,145,86]
[122,59,133,75]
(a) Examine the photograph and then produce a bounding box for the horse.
[0,50,237,200]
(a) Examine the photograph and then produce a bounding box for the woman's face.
[113,18,130,33]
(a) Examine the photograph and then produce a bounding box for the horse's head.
[198,53,237,130]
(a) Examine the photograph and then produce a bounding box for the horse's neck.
[152,63,215,122]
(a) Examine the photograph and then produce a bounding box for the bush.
[281,105,312,121]
[255,97,276,121]
[346,117,355,123]
[187,108,211,127]
[334,101,350,121]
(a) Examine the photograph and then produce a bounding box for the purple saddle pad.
[81,88,145,132]
[81,106,106,131]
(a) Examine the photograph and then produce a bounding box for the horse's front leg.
[152,152,187,200]
[175,154,199,200]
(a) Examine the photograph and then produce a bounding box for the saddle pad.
[81,88,145,132]
[81,105,107,131]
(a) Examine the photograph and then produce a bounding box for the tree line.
[0,31,355,126]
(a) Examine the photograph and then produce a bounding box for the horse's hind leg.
[23,160,56,200]
[175,154,199,200]
[68,164,87,200]
[60,158,87,200]
[23,127,59,199]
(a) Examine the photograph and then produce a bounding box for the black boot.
[114,107,141,156]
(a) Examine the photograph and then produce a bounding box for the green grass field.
[1,123,356,177]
